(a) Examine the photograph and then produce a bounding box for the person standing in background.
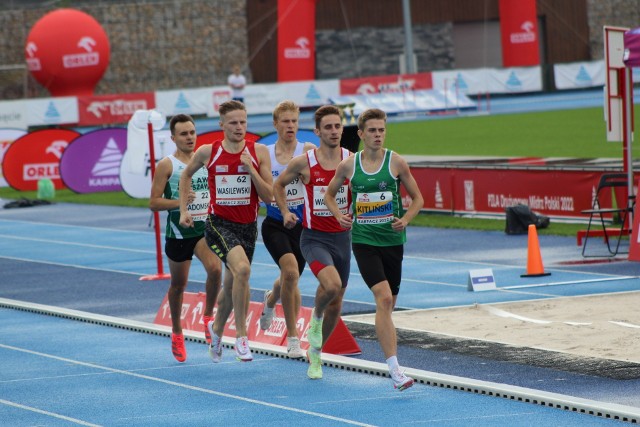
[228,65,246,103]
[149,114,222,363]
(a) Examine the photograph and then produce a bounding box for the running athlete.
[149,114,222,362]
[324,108,423,391]
[179,101,272,363]
[259,101,316,359]
[273,105,352,379]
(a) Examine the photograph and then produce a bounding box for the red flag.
[277,0,316,82]
[499,0,540,67]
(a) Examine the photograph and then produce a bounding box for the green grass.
[2,105,633,237]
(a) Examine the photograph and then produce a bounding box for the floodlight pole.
[402,0,416,74]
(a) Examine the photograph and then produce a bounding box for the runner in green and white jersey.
[150,114,222,362]
[324,108,424,391]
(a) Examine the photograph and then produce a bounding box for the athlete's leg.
[194,238,223,318]
[167,258,191,334]
[212,267,233,337]
[225,245,252,337]
[371,280,398,358]
[321,287,346,346]
[279,252,301,338]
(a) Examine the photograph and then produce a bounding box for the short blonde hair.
[273,100,300,122]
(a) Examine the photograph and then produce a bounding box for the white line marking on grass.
[0,344,377,427]
[0,398,101,426]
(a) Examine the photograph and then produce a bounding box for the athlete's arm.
[179,145,210,228]
[324,156,354,229]
[246,143,273,203]
[274,154,306,228]
[149,157,175,211]
[392,153,424,232]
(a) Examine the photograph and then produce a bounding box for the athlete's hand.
[179,212,194,228]
[336,213,352,230]
[391,216,407,232]
[240,148,253,173]
[282,212,298,229]
[187,190,196,204]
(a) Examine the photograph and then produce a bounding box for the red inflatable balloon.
[25,8,110,97]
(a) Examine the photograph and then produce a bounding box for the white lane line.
[0,398,101,427]
[0,343,376,427]
[0,234,153,254]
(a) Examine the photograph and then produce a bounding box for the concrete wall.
[0,0,249,99]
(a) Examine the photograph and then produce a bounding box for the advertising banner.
[25,97,79,126]
[340,73,433,95]
[499,0,540,67]
[0,100,27,129]
[60,128,127,193]
[2,129,80,191]
[277,0,316,82]
[553,60,605,90]
[155,87,213,117]
[407,166,601,220]
[78,93,155,126]
[0,129,28,187]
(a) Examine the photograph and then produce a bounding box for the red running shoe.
[171,333,187,362]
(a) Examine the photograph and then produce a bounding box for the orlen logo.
[510,21,536,44]
[25,42,41,71]
[86,99,148,118]
[63,36,100,68]
[22,140,68,181]
[284,37,311,59]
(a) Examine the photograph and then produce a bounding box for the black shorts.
[261,216,306,275]
[352,243,404,295]
[205,214,258,265]
[165,236,203,262]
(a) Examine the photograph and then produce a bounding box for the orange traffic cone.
[520,224,551,277]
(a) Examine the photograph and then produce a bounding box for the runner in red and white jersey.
[273,105,352,380]
[302,147,351,232]
[179,100,272,364]
[206,138,260,224]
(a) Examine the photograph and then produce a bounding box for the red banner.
[2,129,80,191]
[404,166,606,220]
[499,0,540,67]
[277,0,316,82]
[78,93,155,126]
[153,292,361,355]
[340,73,433,95]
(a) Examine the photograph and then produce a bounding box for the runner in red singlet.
[273,105,352,379]
[179,100,272,363]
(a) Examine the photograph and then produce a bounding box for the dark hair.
[219,100,246,118]
[169,114,195,135]
[357,108,387,131]
[314,105,341,129]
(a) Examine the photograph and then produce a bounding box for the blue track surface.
[1,202,639,425]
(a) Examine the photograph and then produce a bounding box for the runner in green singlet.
[324,108,424,391]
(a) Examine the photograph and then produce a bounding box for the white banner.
[120,112,174,199]
[0,100,27,129]
[554,60,605,89]
[25,97,79,126]
[432,67,542,95]
[154,87,213,117]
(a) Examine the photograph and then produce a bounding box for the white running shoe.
[259,290,274,330]
[286,337,305,359]
[209,333,222,363]
[391,369,414,391]
[235,336,253,362]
